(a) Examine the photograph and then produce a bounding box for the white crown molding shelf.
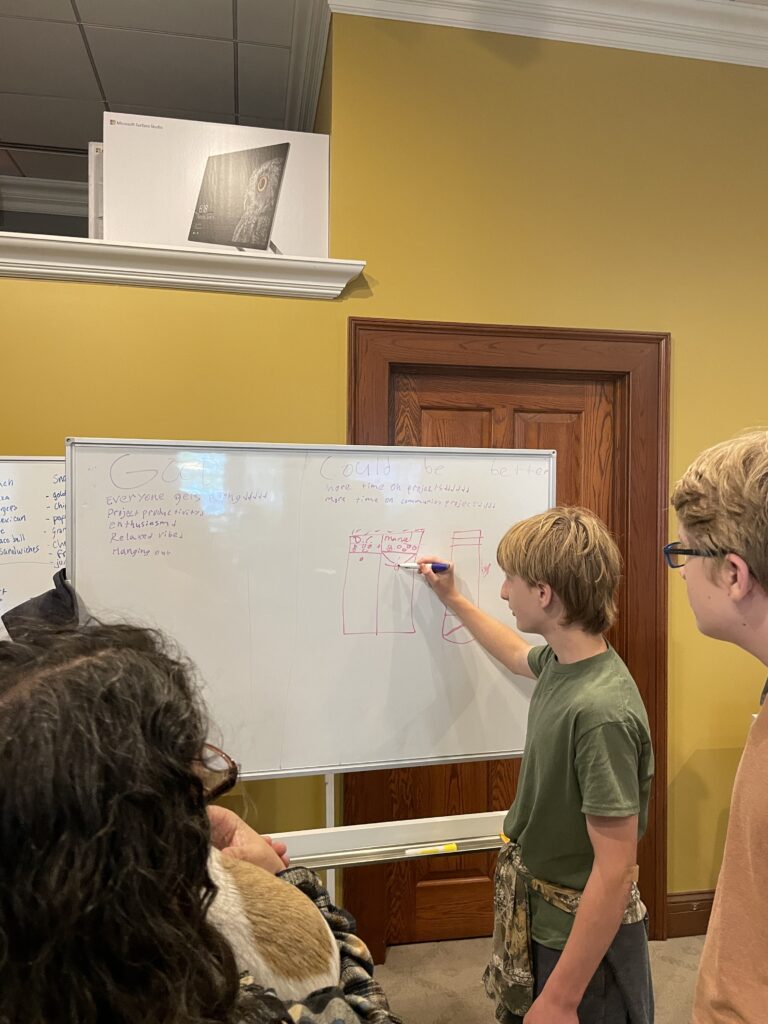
[0,232,366,300]
[328,0,768,69]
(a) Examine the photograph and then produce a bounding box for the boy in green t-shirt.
[419,507,654,1024]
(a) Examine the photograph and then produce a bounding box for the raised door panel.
[512,411,583,506]
[420,408,494,449]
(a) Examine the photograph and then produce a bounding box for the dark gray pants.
[512,920,654,1023]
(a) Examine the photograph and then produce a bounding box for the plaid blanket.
[235,867,405,1024]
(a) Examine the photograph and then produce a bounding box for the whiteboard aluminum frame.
[270,810,507,870]
[240,749,524,780]
[1,457,64,464]
[66,437,556,779]
[66,437,558,461]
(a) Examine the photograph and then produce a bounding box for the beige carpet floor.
[375,935,705,1023]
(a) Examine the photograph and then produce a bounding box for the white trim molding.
[288,0,332,131]
[0,176,88,218]
[327,0,768,69]
[0,232,365,300]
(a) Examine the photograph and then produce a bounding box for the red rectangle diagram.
[343,529,424,635]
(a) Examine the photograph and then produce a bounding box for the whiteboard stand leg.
[325,773,336,903]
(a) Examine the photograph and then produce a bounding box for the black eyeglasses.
[198,742,239,802]
[663,541,721,569]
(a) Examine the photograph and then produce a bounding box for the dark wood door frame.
[347,317,670,941]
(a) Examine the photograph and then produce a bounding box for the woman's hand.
[207,805,290,873]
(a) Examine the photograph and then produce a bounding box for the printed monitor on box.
[101,114,328,258]
[189,143,290,251]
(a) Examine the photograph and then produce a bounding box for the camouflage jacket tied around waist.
[482,840,647,1021]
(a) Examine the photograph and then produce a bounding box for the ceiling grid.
[0,0,324,181]
[2,0,768,185]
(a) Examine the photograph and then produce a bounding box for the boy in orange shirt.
[669,430,768,1023]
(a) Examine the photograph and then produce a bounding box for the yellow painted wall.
[3,14,768,887]
[327,16,768,892]
[0,280,349,834]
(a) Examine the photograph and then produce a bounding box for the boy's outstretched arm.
[417,557,535,679]
[523,814,639,1024]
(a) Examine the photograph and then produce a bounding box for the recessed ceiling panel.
[77,0,234,38]
[238,41,290,121]
[8,148,89,181]
[238,114,286,130]
[0,0,75,18]
[86,26,235,112]
[111,105,236,125]
[0,94,104,149]
[0,18,101,98]
[238,0,294,46]
[0,149,22,175]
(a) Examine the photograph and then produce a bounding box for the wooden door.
[344,320,669,962]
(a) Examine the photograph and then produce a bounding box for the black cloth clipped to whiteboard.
[1,569,79,639]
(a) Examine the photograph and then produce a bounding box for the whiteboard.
[67,439,555,778]
[0,458,66,620]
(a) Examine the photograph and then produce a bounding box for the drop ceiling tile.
[112,105,236,125]
[0,0,75,18]
[0,149,23,174]
[77,0,233,38]
[0,18,101,98]
[238,114,286,130]
[0,94,104,149]
[238,0,294,46]
[87,26,235,112]
[8,148,88,181]
[238,41,289,120]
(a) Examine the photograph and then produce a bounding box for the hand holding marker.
[399,561,450,573]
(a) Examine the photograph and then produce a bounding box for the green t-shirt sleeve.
[574,721,641,818]
[527,644,551,677]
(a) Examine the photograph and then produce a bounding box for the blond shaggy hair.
[671,430,768,590]
[496,507,622,634]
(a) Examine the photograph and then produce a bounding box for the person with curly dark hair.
[0,621,402,1024]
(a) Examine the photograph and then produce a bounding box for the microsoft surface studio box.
[102,114,328,257]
